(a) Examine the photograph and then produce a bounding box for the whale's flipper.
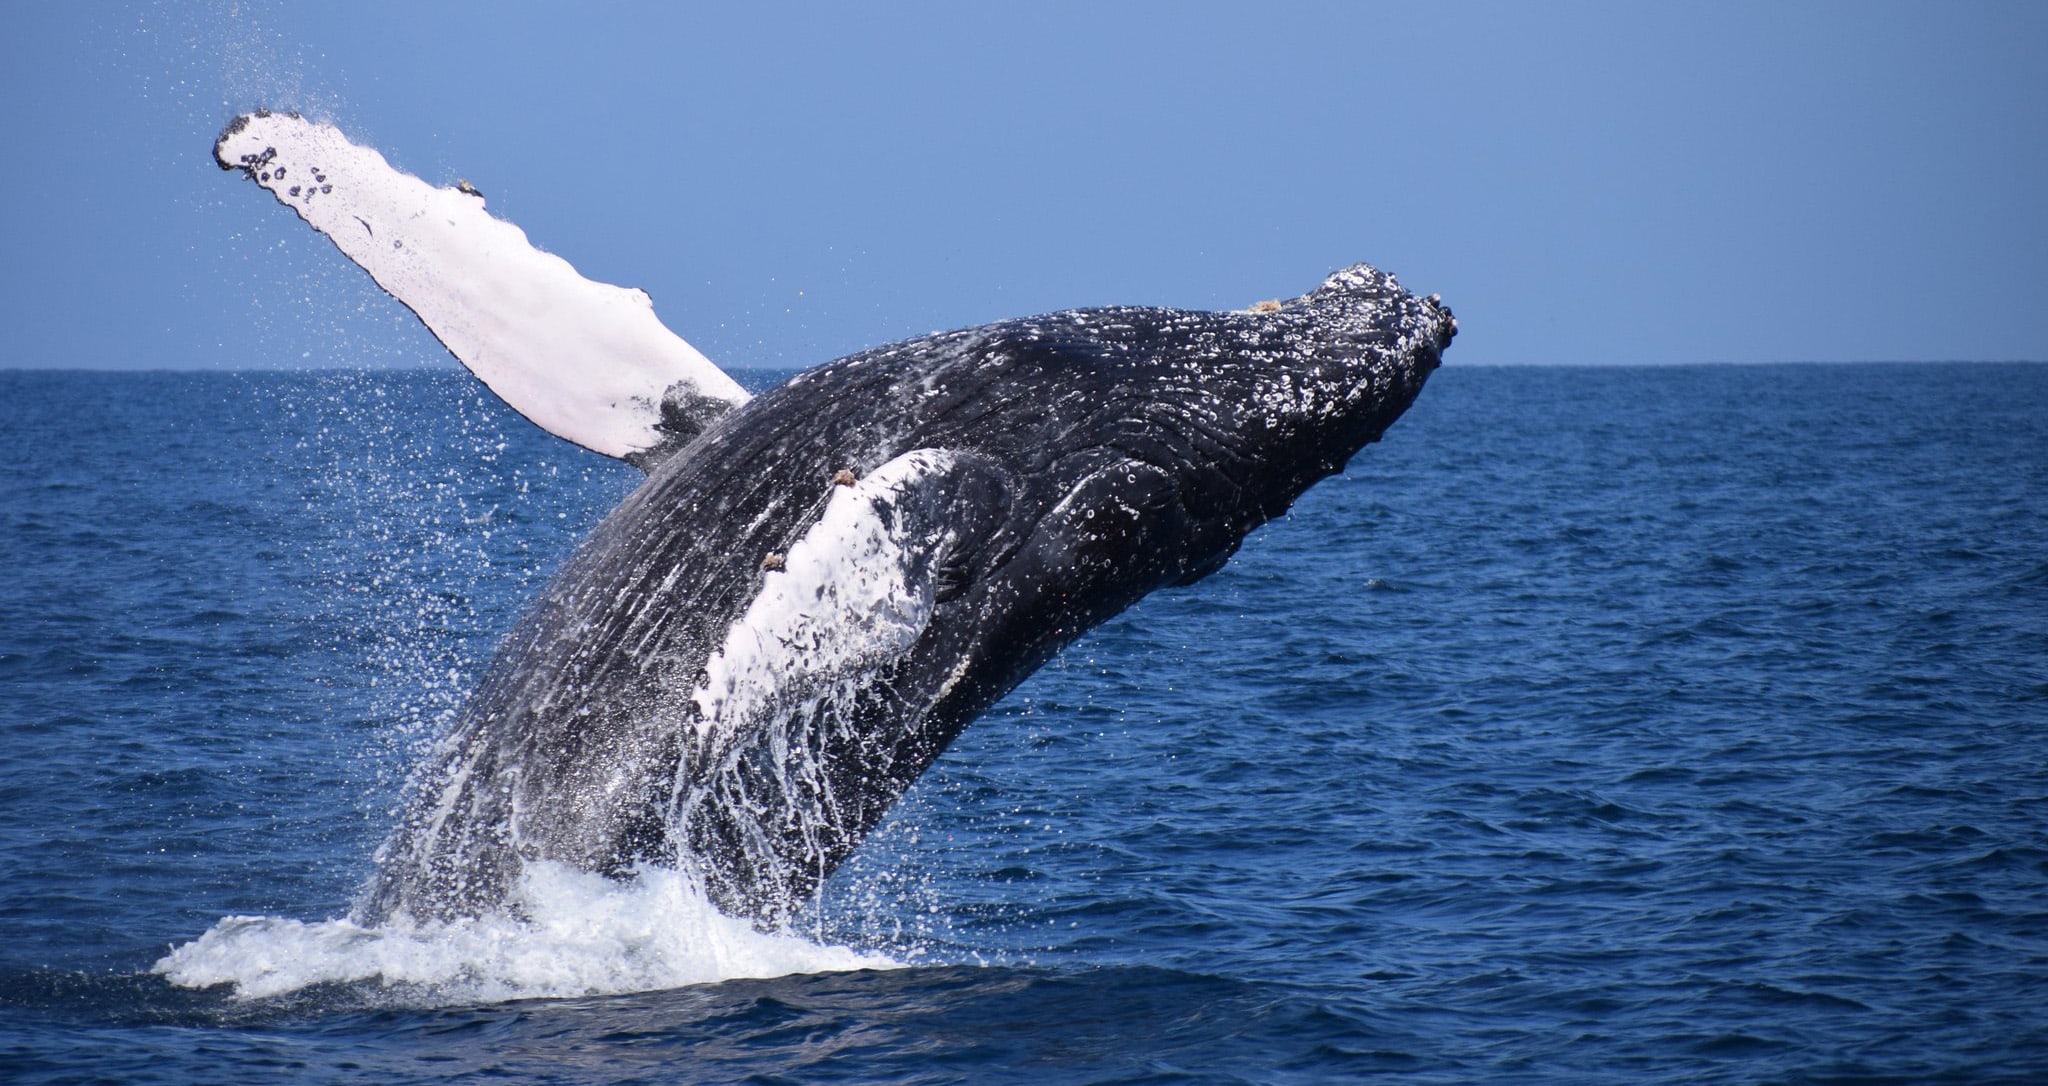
[214,111,749,466]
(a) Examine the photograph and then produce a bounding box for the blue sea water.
[0,362,2044,1083]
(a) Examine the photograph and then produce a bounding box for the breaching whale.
[215,112,1455,926]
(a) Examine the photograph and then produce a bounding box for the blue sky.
[1,1,2042,369]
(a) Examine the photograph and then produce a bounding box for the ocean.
[1,362,2043,1083]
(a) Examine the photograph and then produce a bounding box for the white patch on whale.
[690,449,961,738]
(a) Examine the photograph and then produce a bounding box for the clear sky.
[1,1,2042,369]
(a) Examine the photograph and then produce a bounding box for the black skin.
[357,264,1454,927]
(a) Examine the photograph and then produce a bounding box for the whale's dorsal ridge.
[214,111,749,466]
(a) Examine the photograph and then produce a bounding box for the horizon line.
[3,358,2045,375]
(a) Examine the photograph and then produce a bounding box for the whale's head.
[938,263,1454,606]
[1171,262,1455,538]
[824,263,1457,724]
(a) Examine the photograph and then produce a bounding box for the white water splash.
[154,862,898,1003]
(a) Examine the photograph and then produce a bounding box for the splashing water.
[146,373,917,1004]
[153,862,899,1003]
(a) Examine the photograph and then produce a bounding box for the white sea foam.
[153,862,899,1003]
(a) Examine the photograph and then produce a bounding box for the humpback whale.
[216,112,1454,926]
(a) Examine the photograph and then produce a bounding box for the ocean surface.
[1,362,2043,1084]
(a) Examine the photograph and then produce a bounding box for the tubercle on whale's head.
[1263,262,1453,433]
[1197,263,1453,518]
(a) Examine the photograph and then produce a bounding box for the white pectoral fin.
[214,111,749,463]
